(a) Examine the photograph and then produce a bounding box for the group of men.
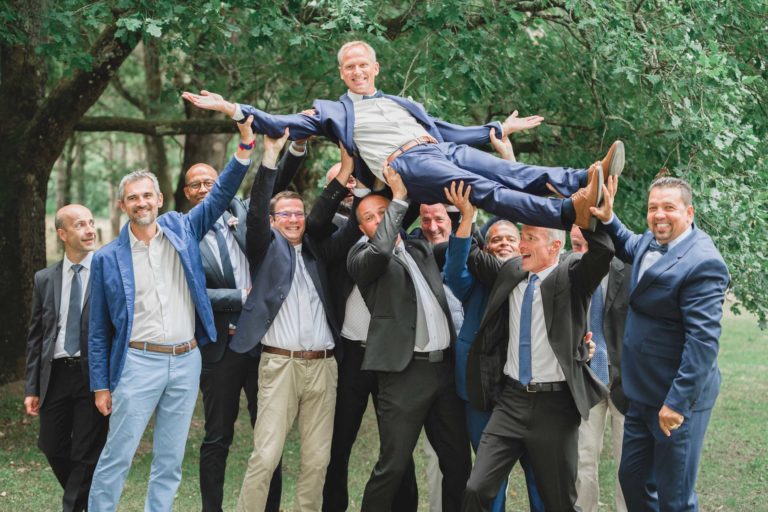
[25,40,729,512]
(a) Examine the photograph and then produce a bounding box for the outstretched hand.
[444,181,474,219]
[490,128,515,161]
[590,173,618,223]
[383,166,408,201]
[501,110,544,137]
[182,90,237,117]
[262,128,290,168]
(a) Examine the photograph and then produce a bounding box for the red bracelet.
[238,140,255,151]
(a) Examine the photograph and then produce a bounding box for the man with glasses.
[230,139,362,511]
[183,139,307,512]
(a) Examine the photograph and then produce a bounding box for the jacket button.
[266,320,271,325]
[280,294,285,300]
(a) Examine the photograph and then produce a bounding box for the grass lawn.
[0,310,765,511]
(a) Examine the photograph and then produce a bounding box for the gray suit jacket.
[25,261,91,405]
[600,258,631,413]
[347,199,456,372]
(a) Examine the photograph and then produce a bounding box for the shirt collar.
[347,89,377,103]
[129,224,164,248]
[63,251,93,273]
[661,225,693,251]
[530,261,558,283]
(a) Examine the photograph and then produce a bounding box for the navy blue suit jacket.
[88,156,250,391]
[238,93,502,188]
[605,216,730,416]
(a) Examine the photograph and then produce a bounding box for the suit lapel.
[340,94,357,154]
[52,261,63,317]
[226,209,247,252]
[540,268,557,335]
[116,225,135,321]
[604,259,624,312]
[199,238,226,286]
[632,228,697,299]
[479,260,525,330]
[405,241,450,313]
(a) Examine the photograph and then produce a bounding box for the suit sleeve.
[88,252,112,391]
[665,257,730,416]
[570,228,615,298]
[272,146,307,194]
[467,244,503,288]
[432,117,503,147]
[207,288,245,312]
[347,199,408,289]
[239,103,324,141]
[312,181,362,263]
[604,215,644,264]
[305,180,344,240]
[444,234,476,302]
[245,164,279,267]
[24,272,45,397]
[187,155,251,241]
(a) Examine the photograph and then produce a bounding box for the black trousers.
[322,338,418,512]
[199,346,281,512]
[462,379,582,512]
[361,357,471,512]
[38,359,108,512]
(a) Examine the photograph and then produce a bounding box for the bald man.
[24,204,108,512]
[186,140,307,512]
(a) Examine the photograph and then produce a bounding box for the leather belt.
[507,377,567,393]
[53,357,81,367]
[413,348,450,363]
[262,346,334,359]
[385,135,439,165]
[128,339,198,355]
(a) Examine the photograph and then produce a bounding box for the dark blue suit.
[605,216,729,512]
[239,94,587,228]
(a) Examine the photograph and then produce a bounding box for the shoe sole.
[606,141,625,179]
[588,168,605,231]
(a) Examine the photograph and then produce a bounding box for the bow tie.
[648,240,668,254]
[362,90,383,100]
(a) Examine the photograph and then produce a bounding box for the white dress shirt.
[129,226,195,344]
[504,263,566,383]
[341,284,371,342]
[261,244,335,351]
[53,252,93,359]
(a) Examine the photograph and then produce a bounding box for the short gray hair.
[118,170,161,200]
[337,41,377,65]
[649,177,693,207]
[547,228,566,253]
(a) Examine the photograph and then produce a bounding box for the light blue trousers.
[88,347,201,512]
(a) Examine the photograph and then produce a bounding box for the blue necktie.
[648,239,668,254]
[214,221,236,288]
[589,283,610,385]
[362,90,383,100]
[64,264,83,356]
[518,274,538,385]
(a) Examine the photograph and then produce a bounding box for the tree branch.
[111,73,145,112]
[75,116,238,135]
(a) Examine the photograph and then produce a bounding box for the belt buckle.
[428,350,444,363]
[172,341,190,356]
[525,383,538,393]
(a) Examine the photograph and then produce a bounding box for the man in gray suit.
[184,136,307,512]
[570,225,630,512]
[23,204,108,512]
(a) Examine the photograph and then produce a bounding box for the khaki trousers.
[575,396,627,512]
[237,352,338,512]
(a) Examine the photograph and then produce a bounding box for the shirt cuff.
[602,213,615,225]
[234,154,251,166]
[232,104,244,121]
[241,289,248,305]
[352,187,371,198]
[392,198,410,207]
[288,142,306,157]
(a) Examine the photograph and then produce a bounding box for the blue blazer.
[443,234,488,402]
[239,93,502,187]
[88,156,250,391]
[605,216,730,416]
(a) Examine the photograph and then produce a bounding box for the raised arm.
[591,175,644,263]
[569,228,615,298]
[443,181,476,301]
[272,139,309,194]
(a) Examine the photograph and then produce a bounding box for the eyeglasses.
[185,179,216,191]
[272,211,305,219]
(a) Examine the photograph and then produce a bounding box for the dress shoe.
[571,163,604,231]
[600,140,625,181]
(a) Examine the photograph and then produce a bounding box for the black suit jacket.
[25,260,91,405]
[466,229,614,419]
[199,149,306,364]
[347,200,457,372]
[601,258,631,413]
[229,164,361,359]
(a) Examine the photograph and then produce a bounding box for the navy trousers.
[391,142,587,228]
[619,401,713,512]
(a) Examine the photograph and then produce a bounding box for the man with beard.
[87,118,257,511]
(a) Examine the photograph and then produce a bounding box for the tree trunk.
[142,39,172,212]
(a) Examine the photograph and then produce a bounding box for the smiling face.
[184,164,218,206]
[271,197,306,245]
[119,177,163,227]
[339,44,379,96]
[647,186,694,244]
[518,225,562,273]
[485,222,520,261]
[56,204,96,260]
[356,195,390,240]
[419,204,451,244]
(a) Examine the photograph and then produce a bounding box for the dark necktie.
[589,283,610,385]
[518,274,539,385]
[64,264,83,356]
[362,90,383,100]
[648,239,668,254]
[214,221,236,288]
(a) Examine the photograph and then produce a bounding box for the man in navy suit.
[591,176,729,511]
[87,119,256,511]
[183,41,623,231]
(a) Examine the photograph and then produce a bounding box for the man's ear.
[157,192,164,209]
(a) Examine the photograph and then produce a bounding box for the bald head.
[55,204,96,262]
[184,163,218,206]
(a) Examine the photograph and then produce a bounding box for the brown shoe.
[600,140,625,181]
[571,163,604,231]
